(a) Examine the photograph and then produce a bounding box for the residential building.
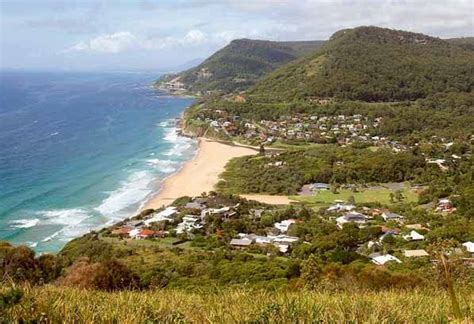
[336,212,367,228]
[404,249,429,258]
[371,254,402,265]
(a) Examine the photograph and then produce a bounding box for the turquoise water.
[0,70,197,253]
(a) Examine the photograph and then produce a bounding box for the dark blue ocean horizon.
[0,70,197,253]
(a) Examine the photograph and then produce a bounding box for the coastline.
[142,137,258,209]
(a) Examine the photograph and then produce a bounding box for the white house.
[270,234,299,244]
[144,207,177,226]
[462,241,474,254]
[336,212,367,228]
[128,228,140,239]
[403,230,425,241]
[230,238,252,248]
[176,215,202,234]
[274,219,296,233]
[404,249,429,257]
[371,254,402,265]
[327,203,355,212]
[382,212,404,222]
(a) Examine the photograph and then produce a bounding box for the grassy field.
[102,236,193,250]
[1,285,472,323]
[290,186,418,208]
[268,141,326,150]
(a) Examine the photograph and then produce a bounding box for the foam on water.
[146,159,178,173]
[162,126,194,156]
[9,218,40,229]
[94,170,153,215]
[37,208,92,242]
[38,208,90,226]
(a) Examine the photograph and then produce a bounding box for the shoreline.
[142,137,258,210]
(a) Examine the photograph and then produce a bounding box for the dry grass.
[2,285,473,323]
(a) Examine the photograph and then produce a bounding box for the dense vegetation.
[250,26,474,102]
[217,146,427,195]
[158,39,325,93]
[446,36,474,51]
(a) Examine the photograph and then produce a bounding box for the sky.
[1,0,473,71]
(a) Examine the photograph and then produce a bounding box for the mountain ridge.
[155,38,325,94]
[249,26,474,102]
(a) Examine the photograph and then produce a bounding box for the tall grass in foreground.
[2,285,473,323]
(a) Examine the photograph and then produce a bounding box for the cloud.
[66,32,138,54]
[64,29,229,54]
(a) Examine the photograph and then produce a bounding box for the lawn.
[290,185,418,208]
[269,140,326,150]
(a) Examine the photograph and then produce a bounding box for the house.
[404,249,429,257]
[380,226,400,235]
[270,234,299,244]
[129,228,164,239]
[436,198,455,213]
[185,201,206,210]
[126,220,144,228]
[275,243,291,253]
[144,207,177,226]
[111,226,132,236]
[327,203,355,212]
[309,183,330,191]
[230,238,252,248]
[249,208,265,218]
[129,228,139,238]
[371,254,402,265]
[136,229,164,239]
[336,212,367,228]
[462,242,474,254]
[403,230,425,241]
[274,219,297,233]
[176,215,202,234]
[238,233,274,245]
[382,212,404,222]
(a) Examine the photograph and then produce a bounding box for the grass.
[103,236,192,250]
[2,285,472,323]
[269,140,326,150]
[290,186,418,208]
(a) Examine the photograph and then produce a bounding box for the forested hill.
[249,26,474,102]
[156,39,325,93]
[446,37,474,51]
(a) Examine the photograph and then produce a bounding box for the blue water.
[0,71,197,253]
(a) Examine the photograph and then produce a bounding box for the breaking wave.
[9,218,40,229]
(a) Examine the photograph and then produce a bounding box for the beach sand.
[142,138,258,209]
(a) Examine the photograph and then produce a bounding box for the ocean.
[0,70,197,253]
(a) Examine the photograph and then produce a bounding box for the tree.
[389,192,395,203]
[394,190,405,202]
[301,255,323,289]
[330,182,340,194]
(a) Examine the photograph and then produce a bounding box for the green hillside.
[156,39,325,93]
[447,37,474,51]
[250,26,474,102]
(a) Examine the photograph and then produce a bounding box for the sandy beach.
[143,138,258,209]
